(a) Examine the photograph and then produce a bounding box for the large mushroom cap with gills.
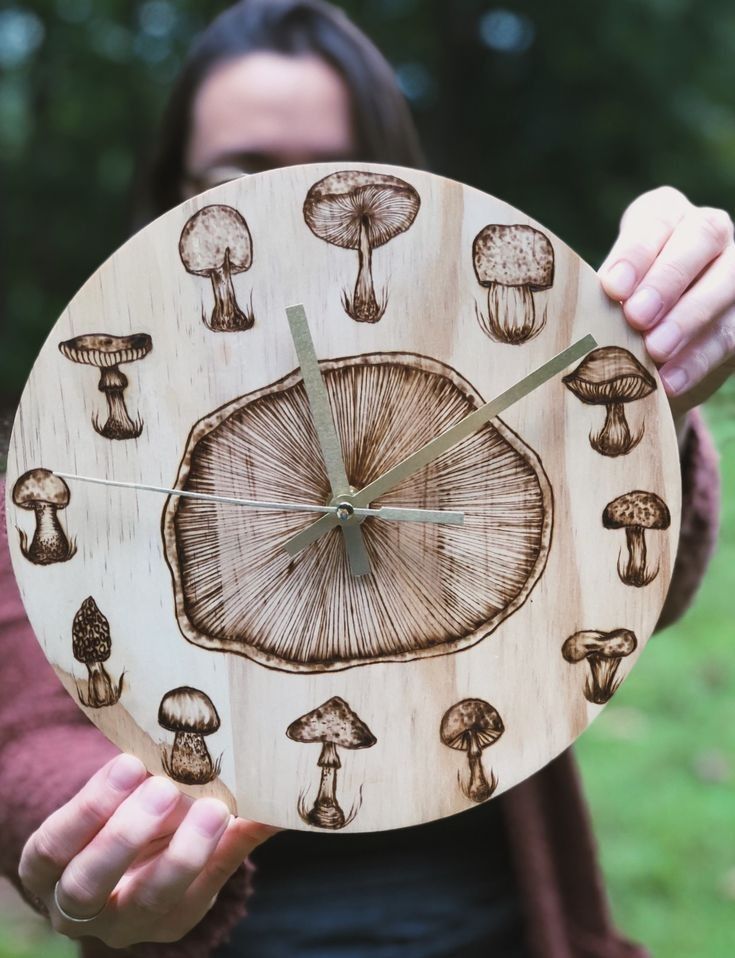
[72,597,112,664]
[562,628,638,663]
[473,224,554,290]
[562,347,656,405]
[179,204,253,276]
[286,697,376,749]
[59,333,153,369]
[602,491,671,531]
[13,469,70,509]
[303,171,420,250]
[440,699,505,750]
[158,687,221,734]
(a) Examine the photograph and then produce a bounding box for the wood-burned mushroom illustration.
[163,353,552,672]
[603,491,671,587]
[59,333,153,440]
[472,224,554,344]
[562,346,656,457]
[303,171,420,323]
[440,699,504,803]
[158,687,222,785]
[12,469,76,565]
[72,597,124,708]
[562,628,638,704]
[287,697,376,829]
[179,204,254,331]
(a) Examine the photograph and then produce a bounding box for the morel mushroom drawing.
[158,687,222,785]
[72,597,124,708]
[472,224,554,344]
[12,469,76,565]
[59,333,152,440]
[440,699,504,802]
[603,491,671,587]
[287,696,376,829]
[562,628,638,704]
[303,171,420,322]
[179,204,254,331]
[163,353,552,672]
[562,346,656,457]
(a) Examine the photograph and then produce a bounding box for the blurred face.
[183,51,357,197]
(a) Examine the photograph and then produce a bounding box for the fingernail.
[139,777,179,814]
[604,260,637,299]
[626,287,664,327]
[190,800,230,838]
[646,320,683,359]
[661,365,689,394]
[107,754,146,791]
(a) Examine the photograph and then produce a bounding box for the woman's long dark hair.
[142,0,424,221]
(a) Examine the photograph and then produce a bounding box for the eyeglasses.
[183,164,251,197]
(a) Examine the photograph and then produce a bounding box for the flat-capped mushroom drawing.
[562,346,656,457]
[59,333,152,440]
[603,491,671,587]
[72,597,124,708]
[440,699,504,803]
[562,628,638,704]
[473,224,554,344]
[287,696,376,829]
[303,171,420,323]
[179,204,254,331]
[158,686,222,785]
[12,469,76,565]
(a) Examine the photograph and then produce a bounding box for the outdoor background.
[0,1,733,956]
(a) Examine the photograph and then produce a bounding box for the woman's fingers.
[659,307,735,400]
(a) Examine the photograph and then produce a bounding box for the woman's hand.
[599,186,735,415]
[19,754,278,948]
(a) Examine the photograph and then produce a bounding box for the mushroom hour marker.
[179,204,254,332]
[603,490,671,587]
[158,687,222,785]
[59,333,153,440]
[562,346,656,457]
[472,224,554,344]
[287,697,376,829]
[562,628,637,704]
[440,699,504,803]
[303,171,420,323]
[12,469,76,565]
[72,597,124,708]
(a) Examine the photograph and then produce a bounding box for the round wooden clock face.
[6,163,680,831]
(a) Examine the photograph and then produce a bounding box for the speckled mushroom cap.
[602,491,671,530]
[562,346,656,405]
[72,597,112,665]
[158,687,221,734]
[12,468,70,509]
[179,204,253,275]
[562,628,638,663]
[59,333,153,369]
[473,224,554,289]
[440,699,505,751]
[286,696,377,749]
[303,171,420,250]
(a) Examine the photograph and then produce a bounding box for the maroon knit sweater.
[0,410,720,958]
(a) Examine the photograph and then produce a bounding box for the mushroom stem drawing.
[72,597,123,708]
[13,469,76,565]
[602,491,671,587]
[562,629,638,704]
[441,699,504,803]
[158,687,222,785]
[350,216,381,322]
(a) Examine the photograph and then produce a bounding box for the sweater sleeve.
[0,483,253,958]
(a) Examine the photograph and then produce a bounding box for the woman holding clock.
[0,1,730,956]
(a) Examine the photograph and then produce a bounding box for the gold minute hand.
[283,334,597,556]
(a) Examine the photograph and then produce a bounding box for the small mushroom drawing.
[603,491,671,587]
[179,204,254,331]
[286,696,376,829]
[440,699,504,803]
[562,628,638,704]
[562,346,656,457]
[59,333,153,440]
[472,224,554,344]
[158,687,222,785]
[12,469,76,565]
[72,597,124,708]
[303,171,420,323]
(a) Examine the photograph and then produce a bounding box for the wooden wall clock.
[5,163,681,832]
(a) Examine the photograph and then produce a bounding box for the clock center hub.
[329,488,365,526]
